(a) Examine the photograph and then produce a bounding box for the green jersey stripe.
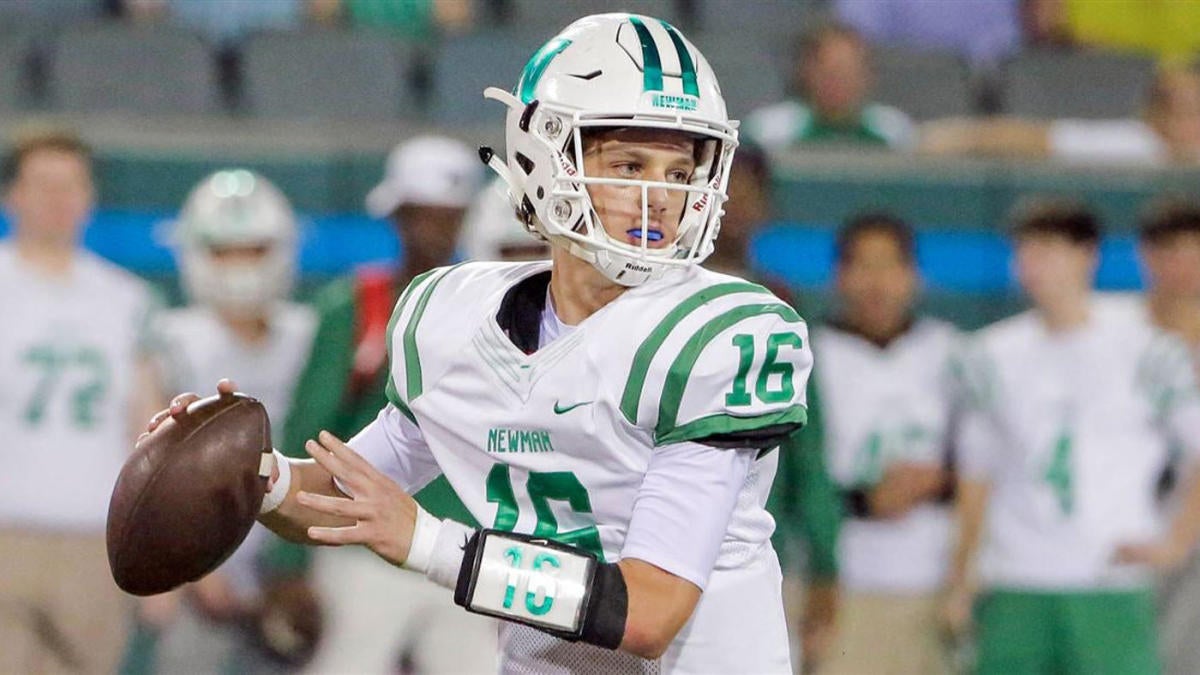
[384,379,417,425]
[517,37,572,104]
[403,263,465,401]
[658,406,808,446]
[628,16,664,93]
[659,20,699,97]
[655,302,802,441]
[619,281,768,424]
[384,268,437,410]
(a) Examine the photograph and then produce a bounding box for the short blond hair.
[2,126,92,187]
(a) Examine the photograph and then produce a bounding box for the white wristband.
[258,449,292,515]
[426,520,476,590]
[402,504,442,573]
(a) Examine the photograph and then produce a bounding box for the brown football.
[107,391,272,596]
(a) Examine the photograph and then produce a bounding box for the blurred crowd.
[2,2,1200,675]
[0,0,1196,147]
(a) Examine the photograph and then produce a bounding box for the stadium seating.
[0,26,34,111]
[872,47,975,120]
[694,32,790,119]
[509,0,685,36]
[49,22,220,116]
[242,29,414,121]
[694,0,807,43]
[428,30,543,126]
[1002,48,1156,119]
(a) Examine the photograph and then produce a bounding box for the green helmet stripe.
[659,20,699,97]
[516,38,572,104]
[628,16,664,92]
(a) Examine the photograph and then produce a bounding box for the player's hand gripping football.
[294,429,420,567]
[144,380,420,567]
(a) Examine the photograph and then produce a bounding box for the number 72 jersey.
[383,260,812,566]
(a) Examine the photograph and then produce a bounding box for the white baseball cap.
[365,135,481,218]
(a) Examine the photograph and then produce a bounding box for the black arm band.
[842,487,874,518]
[453,529,628,650]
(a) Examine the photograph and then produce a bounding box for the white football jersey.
[0,242,157,531]
[156,303,315,602]
[814,319,959,593]
[359,260,811,674]
[957,294,1200,590]
[156,303,315,440]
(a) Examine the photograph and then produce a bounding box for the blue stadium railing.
[0,210,1146,295]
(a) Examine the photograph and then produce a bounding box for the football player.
[945,198,1200,674]
[155,14,810,673]
[811,212,958,674]
[0,128,163,673]
[124,170,319,673]
[1135,196,1200,675]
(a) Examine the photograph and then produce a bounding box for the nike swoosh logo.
[553,400,594,414]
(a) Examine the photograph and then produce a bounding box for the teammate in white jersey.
[814,213,957,674]
[0,128,163,673]
[946,199,1200,674]
[153,14,810,674]
[125,170,319,673]
[1135,196,1200,675]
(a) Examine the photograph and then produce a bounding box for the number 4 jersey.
[956,294,1200,590]
[0,242,159,531]
[351,260,811,673]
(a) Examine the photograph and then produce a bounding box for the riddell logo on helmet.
[691,177,720,211]
[624,262,653,273]
[651,93,698,111]
[556,155,577,177]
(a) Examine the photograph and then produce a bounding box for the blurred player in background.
[1136,196,1200,675]
[947,199,1200,674]
[287,135,497,674]
[811,212,957,674]
[461,176,550,263]
[745,21,916,152]
[709,143,841,672]
[0,127,163,673]
[122,169,320,674]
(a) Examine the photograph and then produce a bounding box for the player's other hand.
[940,580,975,638]
[868,462,947,519]
[1113,539,1190,571]
[296,430,419,567]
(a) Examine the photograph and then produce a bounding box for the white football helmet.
[482,13,738,286]
[176,169,298,316]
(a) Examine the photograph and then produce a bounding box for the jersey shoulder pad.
[385,261,547,419]
[617,276,810,447]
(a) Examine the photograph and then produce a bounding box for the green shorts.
[975,588,1159,675]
